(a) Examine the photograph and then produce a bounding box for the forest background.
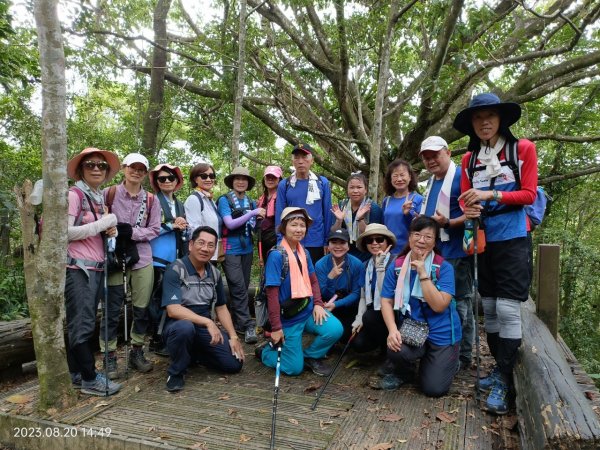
[0,0,598,385]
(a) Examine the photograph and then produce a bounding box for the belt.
[67,257,104,269]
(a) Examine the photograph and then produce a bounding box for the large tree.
[72,0,600,194]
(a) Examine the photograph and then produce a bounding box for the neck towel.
[419,161,456,242]
[75,180,104,207]
[281,238,313,299]
[393,251,434,314]
[477,136,506,178]
[289,170,321,205]
[364,253,390,310]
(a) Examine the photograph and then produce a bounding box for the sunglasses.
[365,236,386,245]
[198,173,216,180]
[157,175,177,183]
[82,160,109,171]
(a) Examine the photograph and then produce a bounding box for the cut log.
[0,319,36,380]
[515,299,600,450]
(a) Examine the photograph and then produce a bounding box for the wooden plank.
[536,244,560,337]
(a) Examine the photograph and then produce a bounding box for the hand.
[432,210,448,228]
[313,304,329,326]
[375,245,393,270]
[355,202,371,221]
[256,207,266,219]
[173,216,188,230]
[410,249,428,278]
[459,188,493,207]
[105,226,117,238]
[324,301,335,312]
[331,204,344,221]
[387,329,402,352]
[463,204,483,219]
[229,336,245,361]
[402,193,414,216]
[116,222,133,240]
[206,321,223,345]
[328,261,344,279]
[351,320,363,334]
[270,329,285,346]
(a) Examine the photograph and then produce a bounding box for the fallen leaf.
[449,408,459,414]
[190,442,207,449]
[369,443,393,450]
[467,435,479,440]
[94,401,109,408]
[198,426,211,434]
[436,411,456,423]
[319,420,333,430]
[148,426,157,432]
[239,434,251,443]
[423,408,431,417]
[288,418,299,425]
[134,385,141,393]
[6,394,31,404]
[304,383,323,393]
[345,359,359,369]
[367,395,379,403]
[366,406,379,412]
[397,439,407,443]
[218,394,230,400]
[378,413,404,422]
[228,408,238,416]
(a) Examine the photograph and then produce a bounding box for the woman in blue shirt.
[379,216,461,397]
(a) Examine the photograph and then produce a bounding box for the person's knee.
[496,298,522,339]
[220,358,243,374]
[323,317,344,341]
[421,380,450,398]
[167,320,195,343]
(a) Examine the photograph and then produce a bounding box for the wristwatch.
[443,218,450,229]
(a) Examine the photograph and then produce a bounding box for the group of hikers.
[65,92,537,416]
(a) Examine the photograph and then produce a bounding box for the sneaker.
[483,379,509,415]
[70,372,82,389]
[129,347,153,373]
[166,374,185,392]
[376,360,395,377]
[371,373,404,391]
[245,328,258,344]
[102,352,119,380]
[304,357,332,377]
[81,373,122,396]
[478,366,501,392]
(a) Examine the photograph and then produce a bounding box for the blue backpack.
[525,186,551,228]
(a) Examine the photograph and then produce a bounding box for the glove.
[375,253,388,272]
[116,222,133,240]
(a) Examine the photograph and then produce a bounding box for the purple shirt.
[104,183,161,269]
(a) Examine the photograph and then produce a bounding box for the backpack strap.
[192,191,206,212]
[105,185,117,212]
[382,196,390,211]
[505,140,521,188]
[269,245,289,281]
[69,186,88,226]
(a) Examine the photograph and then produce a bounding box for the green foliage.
[0,261,28,320]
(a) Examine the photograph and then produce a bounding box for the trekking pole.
[472,219,481,401]
[122,253,129,379]
[103,235,110,396]
[269,343,282,450]
[311,331,356,411]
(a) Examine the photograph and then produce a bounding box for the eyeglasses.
[198,173,216,180]
[82,160,109,171]
[127,166,147,174]
[157,175,176,183]
[365,236,386,245]
[193,239,216,250]
[411,232,435,242]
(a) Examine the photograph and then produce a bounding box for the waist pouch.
[399,317,429,347]
[280,297,310,319]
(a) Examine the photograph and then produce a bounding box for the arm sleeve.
[67,214,117,241]
[267,286,282,331]
[310,272,324,306]
[315,258,336,301]
[222,209,260,230]
[132,195,161,242]
[501,140,538,206]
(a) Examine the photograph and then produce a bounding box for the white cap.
[419,136,449,154]
[122,153,149,169]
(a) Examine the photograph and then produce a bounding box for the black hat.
[291,143,313,155]
[327,229,350,243]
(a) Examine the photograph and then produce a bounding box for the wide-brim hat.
[149,163,184,193]
[453,93,521,137]
[356,223,397,253]
[224,166,256,191]
[67,147,120,182]
[279,207,313,229]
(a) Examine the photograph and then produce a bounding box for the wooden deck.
[0,337,522,450]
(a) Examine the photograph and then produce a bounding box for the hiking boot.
[483,379,509,415]
[149,339,169,357]
[102,352,119,380]
[245,328,258,344]
[70,372,82,389]
[376,360,395,377]
[304,357,332,377]
[478,366,501,392]
[129,347,153,373]
[371,373,404,391]
[166,374,185,392]
[81,373,122,396]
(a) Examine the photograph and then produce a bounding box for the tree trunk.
[231,0,248,167]
[17,0,76,410]
[141,0,172,158]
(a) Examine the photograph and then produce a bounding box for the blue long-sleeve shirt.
[315,253,364,308]
[275,176,332,247]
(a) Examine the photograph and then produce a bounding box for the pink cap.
[264,165,283,179]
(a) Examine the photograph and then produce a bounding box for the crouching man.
[161,226,244,391]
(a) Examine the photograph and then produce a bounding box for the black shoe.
[376,360,395,377]
[254,341,269,360]
[129,347,153,373]
[149,340,170,357]
[166,374,184,392]
[304,357,332,377]
[102,352,119,380]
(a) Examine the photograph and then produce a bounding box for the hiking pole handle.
[311,331,357,411]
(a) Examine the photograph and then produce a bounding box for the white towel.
[289,170,321,205]
[420,161,456,242]
[478,136,506,178]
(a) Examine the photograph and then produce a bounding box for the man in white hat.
[419,136,474,370]
[99,152,161,378]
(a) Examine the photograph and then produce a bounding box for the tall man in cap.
[275,143,333,264]
[419,136,474,369]
[455,93,538,415]
[100,152,161,378]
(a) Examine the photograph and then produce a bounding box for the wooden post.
[536,244,560,338]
